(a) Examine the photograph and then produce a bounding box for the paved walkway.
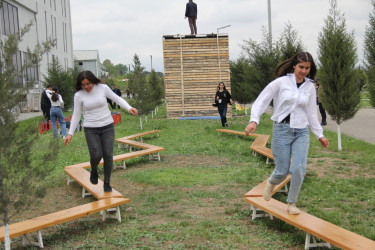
[322,108,375,144]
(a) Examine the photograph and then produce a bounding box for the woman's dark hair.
[75,70,101,91]
[217,82,227,91]
[275,52,317,80]
[51,86,59,102]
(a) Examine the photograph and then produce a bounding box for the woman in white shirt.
[245,52,329,215]
[64,71,138,192]
[46,86,67,139]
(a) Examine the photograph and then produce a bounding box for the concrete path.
[16,112,43,122]
[322,108,375,145]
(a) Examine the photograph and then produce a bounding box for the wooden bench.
[118,130,160,141]
[0,198,130,248]
[244,175,291,220]
[64,167,124,199]
[245,196,375,249]
[216,129,273,163]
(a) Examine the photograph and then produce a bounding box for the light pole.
[216,25,231,82]
[268,0,272,46]
[150,55,153,71]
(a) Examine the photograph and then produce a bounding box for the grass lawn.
[5,104,375,249]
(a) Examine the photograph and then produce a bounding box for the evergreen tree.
[0,18,58,249]
[128,54,154,115]
[239,23,304,102]
[147,69,164,107]
[278,22,305,61]
[43,56,75,111]
[240,27,281,101]
[318,0,359,151]
[364,0,375,108]
[230,57,253,106]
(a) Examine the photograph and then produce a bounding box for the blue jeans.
[50,106,67,139]
[269,122,310,204]
[84,123,115,183]
[218,105,227,127]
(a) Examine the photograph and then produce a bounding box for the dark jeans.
[318,102,327,122]
[84,123,115,182]
[218,105,227,127]
[188,16,197,34]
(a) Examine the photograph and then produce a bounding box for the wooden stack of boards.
[163,34,231,119]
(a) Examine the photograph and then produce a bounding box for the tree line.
[230,0,375,151]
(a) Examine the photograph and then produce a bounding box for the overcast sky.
[70,0,373,73]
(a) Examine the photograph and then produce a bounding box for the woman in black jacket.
[215,82,234,127]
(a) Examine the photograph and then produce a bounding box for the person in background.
[64,71,138,192]
[215,82,234,128]
[46,86,67,140]
[41,85,52,121]
[245,52,329,215]
[113,85,122,110]
[185,0,197,35]
[315,80,327,125]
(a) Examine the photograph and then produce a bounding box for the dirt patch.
[308,157,374,179]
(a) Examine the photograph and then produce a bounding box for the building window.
[78,62,83,65]
[1,1,19,36]
[23,52,39,84]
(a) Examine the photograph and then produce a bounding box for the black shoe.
[225,123,229,128]
[321,121,327,126]
[104,181,112,192]
[90,169,98,185]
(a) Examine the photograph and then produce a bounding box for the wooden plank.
[244,175,291,197]
[0,198,130,241]
[244,197,375,250]
[64,167,124,199]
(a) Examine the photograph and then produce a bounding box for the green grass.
[5,104,375,249]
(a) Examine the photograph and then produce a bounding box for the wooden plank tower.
[162,34,231,119]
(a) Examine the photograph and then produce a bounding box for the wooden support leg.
[114,160,126,170]
[82,187,92,198]
[305,233,331,249]
[252,151,257,157]
[149,152,161,161]
[102,206,122,222]
[22,231,44,248]
[250,205,273,221]
[66,176,75,185]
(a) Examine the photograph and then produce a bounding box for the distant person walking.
[215,82,234,128]
[41,85,52,121]
[315,80,327,125]
[46,86,67,140]
[185,0,197,35]
[64,71,138,193]
[113,85,122,110]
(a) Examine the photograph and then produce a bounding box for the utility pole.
[268,0,272,46]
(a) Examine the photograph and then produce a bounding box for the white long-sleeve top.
[68,83,132,136]
[249,73,324,139]
[46,89,64,107]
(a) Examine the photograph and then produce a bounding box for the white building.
[0,0,73,111]
[74,50,107,78]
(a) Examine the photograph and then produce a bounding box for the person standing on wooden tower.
[185,0,197,35]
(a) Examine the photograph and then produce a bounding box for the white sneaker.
[287,203,301,215]
[263,180,275,201]
[62,136,66,139]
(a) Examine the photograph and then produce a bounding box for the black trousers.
[84,123,115,182]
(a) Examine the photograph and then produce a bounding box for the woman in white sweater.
[46,86,67,139]
[64,71,138,192]
[245,52,329,215]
